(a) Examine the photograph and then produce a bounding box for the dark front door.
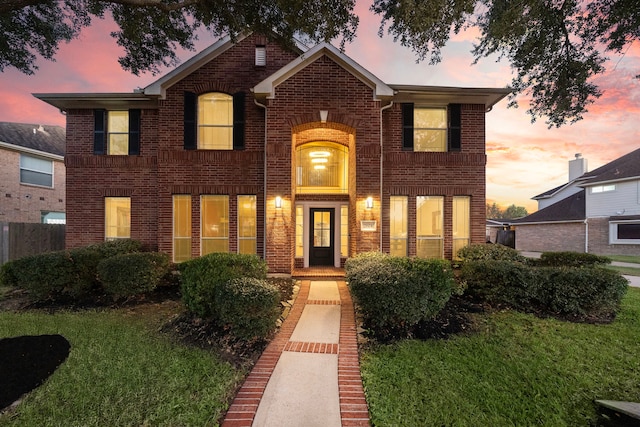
[309,208,334,266]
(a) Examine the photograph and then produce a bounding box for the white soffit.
[253,43,395,100]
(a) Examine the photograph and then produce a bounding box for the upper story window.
[402,103,461,152]
[94,109,140,155]
[20,154,53,187]
[198,93,233,150]
[183,91,245,151]
[295,142,348,194]
[591,184,616,193]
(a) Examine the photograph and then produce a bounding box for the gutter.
[379,101,393,250]
[254,96,268,260]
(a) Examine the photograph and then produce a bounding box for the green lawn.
[608,255,640,264]
[361,287,640,426]
[606,255,640,276]
[0,304,244,426]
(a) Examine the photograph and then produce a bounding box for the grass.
[0,304,244,426]
[361,287,640,427]
[606,255,640,276]
[607,255,640,264]
[608,265,640,276]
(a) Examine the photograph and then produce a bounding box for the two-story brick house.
[36,33,509,274]
[0,122,66,224]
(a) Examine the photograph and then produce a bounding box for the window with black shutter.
[93,109,141,155]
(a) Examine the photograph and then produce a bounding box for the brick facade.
[0,146,65,224]
[52,34,507,274]
[515,222,586,253]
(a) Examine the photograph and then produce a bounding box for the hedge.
[97,252,171,298]
[179,253,268,318]
[536,251,611,268]
[460,260,628,318]
[216,277,281,340]
[456,243,526,263]
[0,239,145,301]
[346,252,456,341]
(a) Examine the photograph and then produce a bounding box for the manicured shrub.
[460,260,536,307]
[98,252,171,298]
[537,251,611,268]
[460,260,628,319]
[179,253,268,318]
[346,252,456,341]
[534,267,627,317]
[1,247,102,300]
[1,239,147,301]
[457,243,526,263]
[215,277,280,340]
[87,239,145,258]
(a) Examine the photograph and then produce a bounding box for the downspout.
[380,100,394,250]
[254,96,268,260]
[584,218,589,253]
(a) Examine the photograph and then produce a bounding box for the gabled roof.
[512,190,585,224]
[533,182,569,200]
[253,43,395,100]
[0,122,65,158]
[578,147,640,185]
[144,33,308,98]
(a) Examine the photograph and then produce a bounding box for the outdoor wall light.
[365,196,373,209]
[275,196,282,209]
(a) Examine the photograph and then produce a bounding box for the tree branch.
[0,0,199,14]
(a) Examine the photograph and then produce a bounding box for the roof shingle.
[0,122,65,157]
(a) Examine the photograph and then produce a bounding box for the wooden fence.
[0,223,65,265]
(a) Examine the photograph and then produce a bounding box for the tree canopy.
[2,0,638,126]
[487,202,528,219]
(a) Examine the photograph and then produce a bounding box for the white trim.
[609,219,640,245]
[144,35,241,98]
[253,43,394,100]
[0,141,63,161]
[513,220,584,226]
[296,201,346,268]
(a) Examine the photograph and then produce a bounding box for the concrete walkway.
[221,280,369,427]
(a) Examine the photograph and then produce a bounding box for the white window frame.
[414,106,447,152]
[20,154,54,188]
[609,220,640,244]
[591,184,616,194]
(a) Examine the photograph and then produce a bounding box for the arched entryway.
[292,125,355,269]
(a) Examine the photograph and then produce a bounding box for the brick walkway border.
[221,280,370,427]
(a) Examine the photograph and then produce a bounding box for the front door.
[309,208,334,266]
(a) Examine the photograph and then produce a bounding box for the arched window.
[295,142,348,194]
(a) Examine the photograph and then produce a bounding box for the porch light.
[365,196,373,209]
[314,165,326,170]
[275,196,282,209]
[311,158,328,163]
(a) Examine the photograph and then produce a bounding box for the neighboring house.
[0,122,66,224]
[35,33,509,274]
[512,149,640,255]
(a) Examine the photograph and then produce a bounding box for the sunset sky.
[1,2,639,213]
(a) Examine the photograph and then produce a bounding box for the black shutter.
[402,103,414,151]
[233,91,245,150]
[184,91,197,150]
[448,103,461,152]
[93,110,106,155]
[128,109,141,155]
